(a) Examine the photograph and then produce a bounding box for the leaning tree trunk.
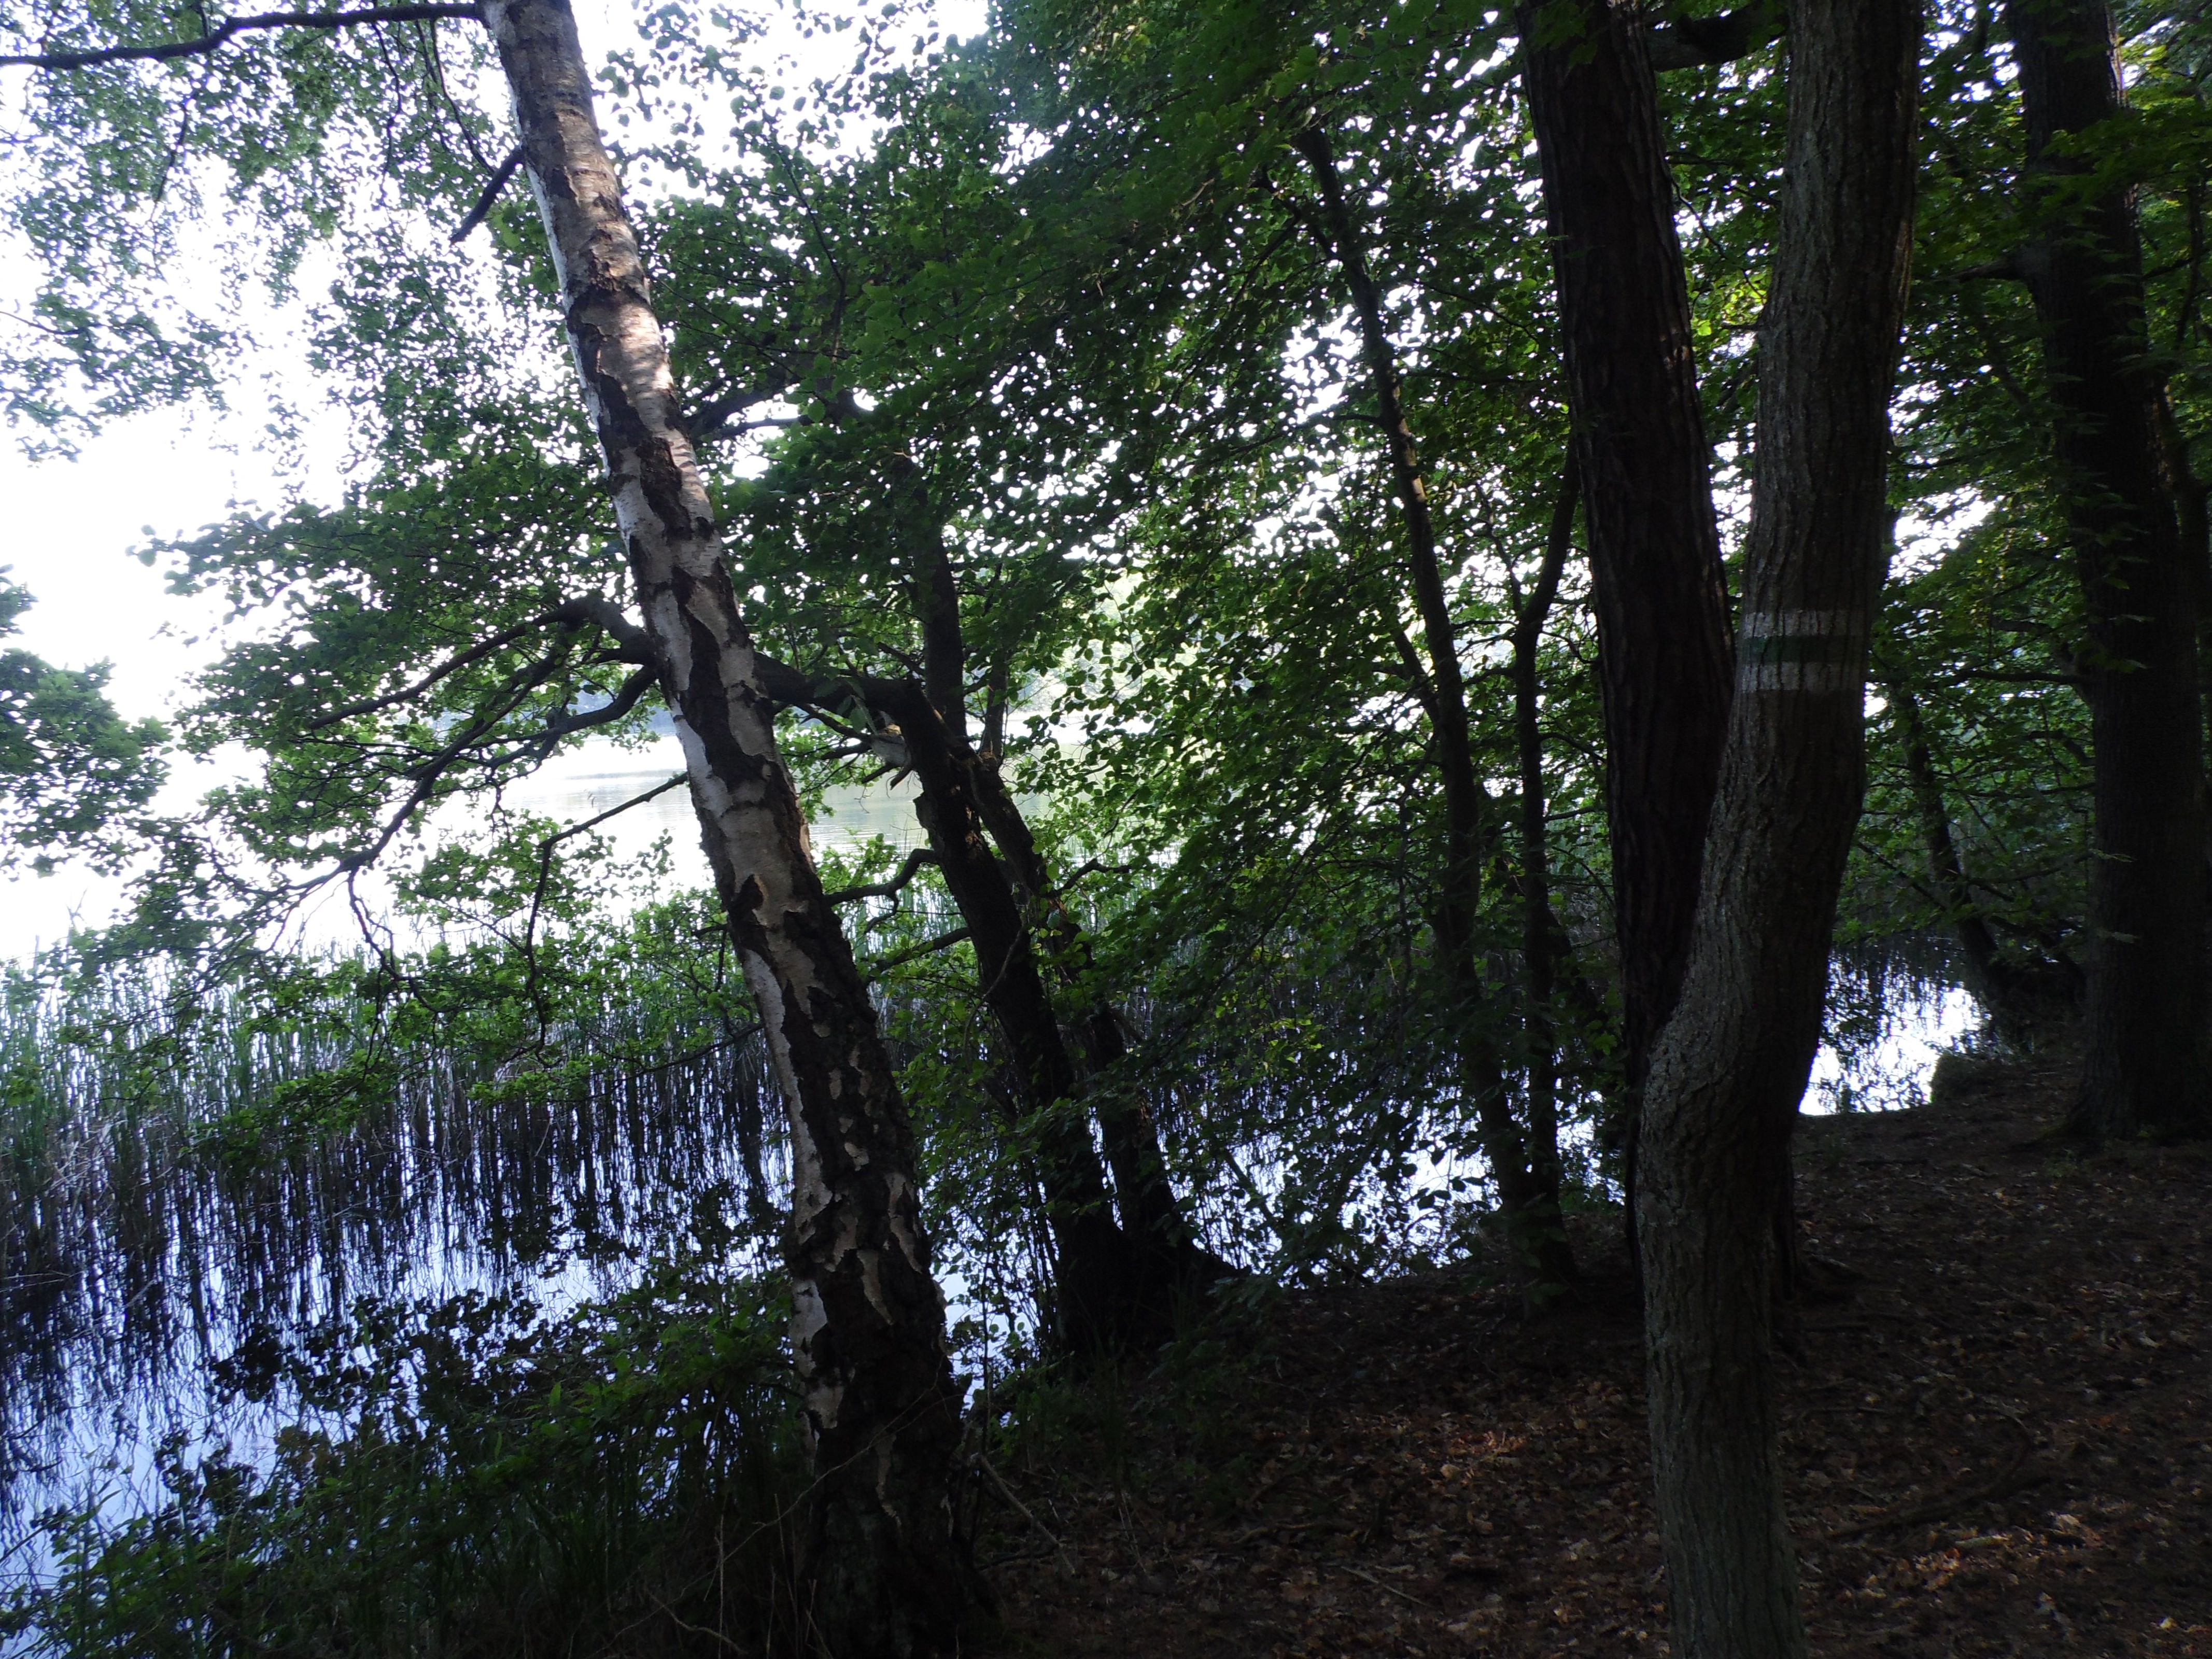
[483,2,968,1651]
[894,472,1200,1323]
[880,677,1157,1352]
[1517,0,1735,1100]
[2005,0,2210,1139]
[964,755,1203,1278]
[1638,5,1920,1656]
[1893,685,2010,1011]
[1292,122,1577,1295]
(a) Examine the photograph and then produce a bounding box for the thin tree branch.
[1514,450,1580,653]
[449,142,523,243]
[532,664,658,744]
[520,770,687,1028]
[541,769,686,849]
[825,847,939,906]
[0,4,481,69]
[307,609,568,731]
[864,926,970,977]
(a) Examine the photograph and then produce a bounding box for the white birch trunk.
[480,2,969,1649]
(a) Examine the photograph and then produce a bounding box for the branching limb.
[529,664,658,747]
[309,593,649,732]
[309,611,566,731]
[1057,858,1137,890]
[0,3,480,69]
[686,376,799,443]
[553,592,657,665]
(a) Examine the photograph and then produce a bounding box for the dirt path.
[975,1055,2211,1656]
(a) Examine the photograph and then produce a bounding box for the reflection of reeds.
[0,936,788,1482]
[18,1263,815,1655]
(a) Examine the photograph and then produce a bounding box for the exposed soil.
[973,1052,2212,1656]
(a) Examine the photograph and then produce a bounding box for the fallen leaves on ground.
[974,1053,2211,1656]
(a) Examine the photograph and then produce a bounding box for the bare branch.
[539,770,686,851]
[449,142,523,243]
[864,926,971,977]
[0,4,481,69]
[825,847,938,906]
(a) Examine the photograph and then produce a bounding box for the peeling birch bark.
[481,1,968,1650]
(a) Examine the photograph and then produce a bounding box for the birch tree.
[2,2,974,1648]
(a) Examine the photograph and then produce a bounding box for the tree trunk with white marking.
[483,2,969,1650]
[1637,1,1921,1653]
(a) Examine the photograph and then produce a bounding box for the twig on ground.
[1824,1451,2053,1540]
[977,1454,1075,1576]
[1334,1561,1435,1609]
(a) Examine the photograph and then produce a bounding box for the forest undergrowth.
[977,1056,2211,1658]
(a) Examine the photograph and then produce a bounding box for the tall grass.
[0,899,787,1481]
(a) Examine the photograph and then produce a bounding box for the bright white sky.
[0,0,981,957]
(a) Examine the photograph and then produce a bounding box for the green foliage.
[3,0,2211,1638]
[0,573,165,870]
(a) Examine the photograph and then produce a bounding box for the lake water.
[502,734,931,887]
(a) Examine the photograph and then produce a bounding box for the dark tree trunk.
[482,2,969,1652]
[1894,686,2008,1005]
[956,754,1200,1273]
[1517,0,1736,1099]
[1513,458,1579,1262]
[1638,5,1920,1656]
[890,467,1200,1325]
[880,679,1158,1352]
[1892,685,2080,1034]
[2005,0,2211,1138]
[1292,123,1577,1296]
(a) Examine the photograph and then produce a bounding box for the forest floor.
[974,1051,2211,1657]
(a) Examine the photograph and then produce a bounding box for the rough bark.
[1637,5,1920,1656]
[1291,122,1577,1295]
[482,3,968,1650]
[1517,0,1736,1100]
[2004,0,2210,1138]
